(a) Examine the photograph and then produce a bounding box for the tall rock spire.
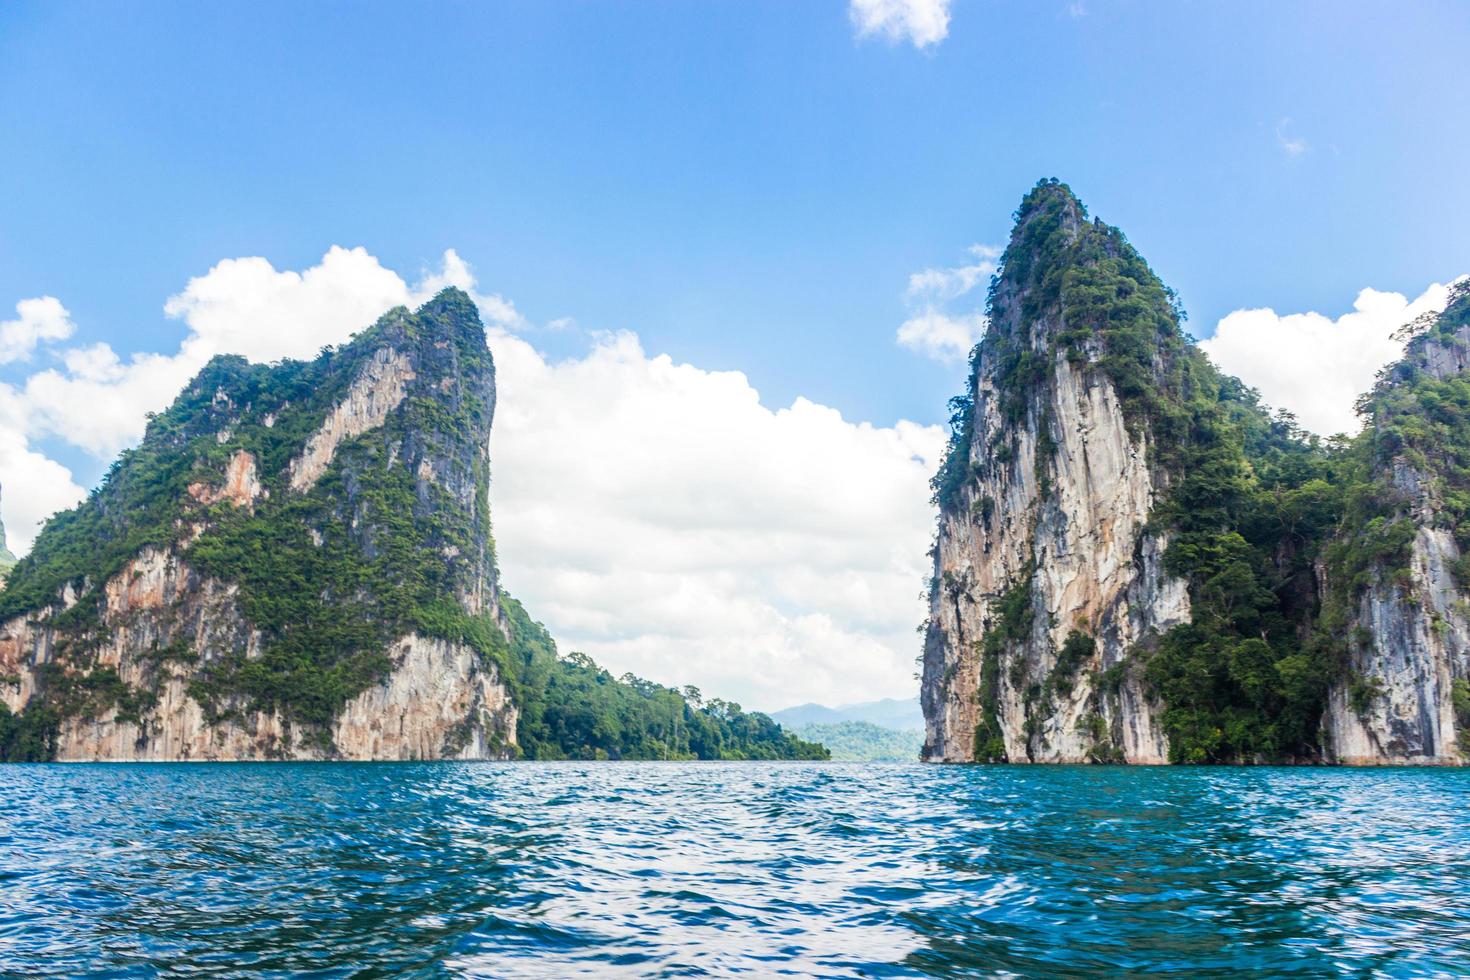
[921,179,1189,764]
[921,178,1404,766]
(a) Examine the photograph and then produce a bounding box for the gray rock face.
[1323,528,1467,764]
[0,289,518,760]
[1321,324,1470,765]
[921,323,1185,763]
[920,185,1467,767]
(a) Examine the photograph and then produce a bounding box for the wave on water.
[1,762,1468,977]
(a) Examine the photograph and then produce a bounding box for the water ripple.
[1,763,1468,976]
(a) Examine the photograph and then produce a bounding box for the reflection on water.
[1,762,1468,976]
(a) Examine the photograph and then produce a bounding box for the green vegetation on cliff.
[0,289,824,763]
[932,180,1470,764]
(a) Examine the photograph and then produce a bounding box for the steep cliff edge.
[0,290,515,760]
[921,185,1186,763]
[1321,287,1470,763]
[922,181,1353,764]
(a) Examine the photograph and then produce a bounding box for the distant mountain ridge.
[772,697,923,732]
[791,721,923,762]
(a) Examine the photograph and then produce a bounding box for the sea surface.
[2,763,1468,977]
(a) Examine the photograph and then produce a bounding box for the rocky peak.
[923,177,1438,767]
[0,287,826,764]
[922,180,1193,764]
[0,288,516,760]
[925,185,1470,768]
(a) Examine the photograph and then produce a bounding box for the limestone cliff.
[921,182,1187,763]
[0,289,518,760]
[921,180,1470,766]
[1322,287,1470,764]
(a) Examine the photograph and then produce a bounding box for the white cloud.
[896,244,997,363]
[1,248,943,710]
[896,311,986,363]
[163,245,419,363]
[0,388,86,555]
[850,0,951,48]
[487,327,945,711]
[1276,117,1308,158]
[1201,279,1463,436]
[6,247,533,464]
[907,245,999,304]
[20,345,209,457]
[0,296,75,364]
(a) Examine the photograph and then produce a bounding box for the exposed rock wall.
[0,289,520,762]
[1324,527,1466,764]
[922,348,1185,763]
[0,547,516,761]
[289,348,415,491]
[1322,324,1470,763]
[188,450,264,509]
[332,634,517,761]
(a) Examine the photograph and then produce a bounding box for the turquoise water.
[1,763,1468,977]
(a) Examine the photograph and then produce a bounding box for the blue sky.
[1,1,1467,707]
[6,1,1468,442]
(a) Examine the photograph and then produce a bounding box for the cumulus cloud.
[162,246,412,363]
[907,245,999,304]
[1201,279,1463,436]
[1,247,942,709]
[6,247,531,463]
[0,388,86,555]
[850,0,951,48]
[487,328,944,710]
[896,244,998,363]
[20,345,210,457]
[0,297,75,364]
[896,312,986,363]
